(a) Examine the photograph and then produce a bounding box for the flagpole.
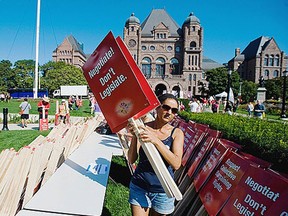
[225,69,232,111]
[33,0,41,99]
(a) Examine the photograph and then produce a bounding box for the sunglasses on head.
[161,104,178,114]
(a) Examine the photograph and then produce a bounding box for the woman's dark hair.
[157,93,179,106]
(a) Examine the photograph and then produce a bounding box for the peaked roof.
[66,35,84,52]
[241,36,271,60]
[141,9,182,37]
[202,56,224,71]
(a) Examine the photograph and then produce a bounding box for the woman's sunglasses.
[161,104,178,114]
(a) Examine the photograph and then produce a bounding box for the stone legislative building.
[123,9,223,97]
[52,9,287,98]
[52,9,224,98]
[228,36,288,83]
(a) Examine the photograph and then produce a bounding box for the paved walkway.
[0,123,54,131]
[0,113,86,131]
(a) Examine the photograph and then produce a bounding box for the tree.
[264,78,282,100]
[241,80,257,103]
[204,67,240,97]
[41,61,88,95]
[13,59,35,89]
[0,60,13,92]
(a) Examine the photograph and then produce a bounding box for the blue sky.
[0,0,287,65]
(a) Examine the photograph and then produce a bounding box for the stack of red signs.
[82,32,160,132]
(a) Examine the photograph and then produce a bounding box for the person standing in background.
[247,101,254,117]
[19,98,31,128]
[38,96,50,120]
[58,99,67,124]
[189,98,200,113]
[254,100,265,119]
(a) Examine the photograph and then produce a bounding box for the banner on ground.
[82,31,159,132]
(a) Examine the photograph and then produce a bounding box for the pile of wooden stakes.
[0,115,104,215]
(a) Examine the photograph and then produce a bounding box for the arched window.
[193,74,196,81]
[264,70,269,77]
[189,74,192,82]
[141,57,151,78]
[170,58,179,75]
[190,41,196,48]
[275,55,280,66]
[156,57,165,77]
[269,55,274,66]
[264,55,269,66]
[273,70,279,77]
[202,71,205,79]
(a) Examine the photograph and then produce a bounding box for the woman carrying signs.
[127,93,184,216]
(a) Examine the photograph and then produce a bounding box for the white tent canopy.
[214,88,235,103]
[215,91,227,98]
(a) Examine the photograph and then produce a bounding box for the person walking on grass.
[127,93,184,216]
[19,98,31,128]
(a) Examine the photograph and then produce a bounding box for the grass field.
[0,99,94,117]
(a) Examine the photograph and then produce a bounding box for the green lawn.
[0,99,93,117]
[0,129,50,152]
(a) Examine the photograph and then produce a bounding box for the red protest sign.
[182,125,195,153]
[220,166,288,216]
[219,138,242,151]
[82,32,159,132]
[39,118,49,131]
[170,115,182,127]
[177,119,189,133]
[199,152,251,216]
[187,136,217,178]
[115,36,159,119]
[181,130,207,166]
[193,141,229,191]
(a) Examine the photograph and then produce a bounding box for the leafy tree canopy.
[0,60,13,92]
[204,67,240,97]
[264,78,283,100]
[40,61,87,95]
[13,59,35,89]
[240,80,257,103]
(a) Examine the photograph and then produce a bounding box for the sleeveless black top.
[131,127,176,193]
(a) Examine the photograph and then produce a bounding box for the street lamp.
[238,80,243,96]
[225,69,232,111]
[280,70,288,119]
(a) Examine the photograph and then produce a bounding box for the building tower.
[122,9,217,98]
[182,12,203,96]
[123,13,141,65]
